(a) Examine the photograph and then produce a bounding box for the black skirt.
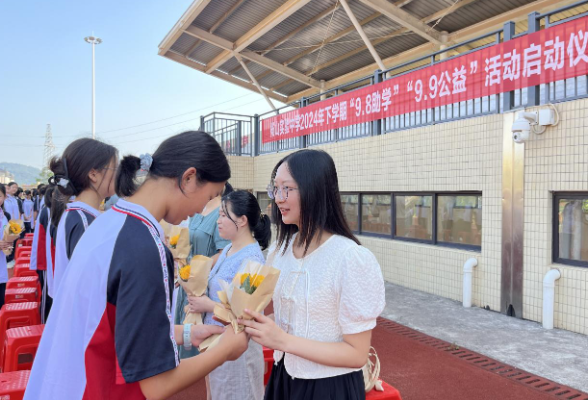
[265,356,365,400]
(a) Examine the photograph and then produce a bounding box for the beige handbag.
[363,347,384,392]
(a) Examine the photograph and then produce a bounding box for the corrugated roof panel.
[229,60,269,79]
[311,49,377,81]
[403,0,462,21]
[274,80,309,96]
[219,58,241,74]
[214,0,290,43]
[259,72,292,89]
[187,41,225,64]
[191,0,239,32]
[170,33,200,55]
[247,0,339,52]
[374,34,429,60]
[434,0,536,33]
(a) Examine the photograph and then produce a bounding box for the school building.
[160,0,588,336]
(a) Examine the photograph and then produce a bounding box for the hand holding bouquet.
[179,255,214,325]
[2,220,23,256]
[199,260,280,351]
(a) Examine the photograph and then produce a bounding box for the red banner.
[262,15,588,143]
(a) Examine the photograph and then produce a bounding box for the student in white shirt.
[0,184,12,308]
[23,190,35,233]
[25,131,248,400]
[239,149,386,400]
[48,138,118,298]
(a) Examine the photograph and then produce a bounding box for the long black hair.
[221,190,271,250]
[0,184,6,215]
[48,138,118,226]
[271,149,359,256]
[116,131,231,197]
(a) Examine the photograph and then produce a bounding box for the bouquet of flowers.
[179,255,214,325]
[2,220,24,256]
[199,260,280,351]
[160,220,190,260]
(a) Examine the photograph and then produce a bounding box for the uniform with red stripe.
[25,199,179,400]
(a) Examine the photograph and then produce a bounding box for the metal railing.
[201,0,588,156]
[200,112,253,156]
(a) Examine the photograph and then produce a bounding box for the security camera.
[511,108,558,143]
[512,112,535,143]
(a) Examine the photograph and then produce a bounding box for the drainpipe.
[463,258,478,308]
[543,269,561,329]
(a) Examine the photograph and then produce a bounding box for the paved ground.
[381,282,588,394]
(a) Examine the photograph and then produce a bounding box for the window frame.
[552,192,588,268]
[340,192,361,234]
[392,192,435,245]
[358,192,393,238]
[435,192,483,252]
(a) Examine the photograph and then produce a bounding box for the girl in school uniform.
[29,186,55,322]
[23,190,34,233]
[48,138,118,298]
[188,190,271,400]
[25,131,249,400]
[239,149,386,400]
[0,184,13,307]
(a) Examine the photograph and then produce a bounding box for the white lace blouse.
[270,234,386,379]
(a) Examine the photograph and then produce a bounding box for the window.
[554,193,588,267]
[394,195,433,241]
[256,192,273,222]
[361,194,392,235]
[437,195,482,247]
[341,194,359,232]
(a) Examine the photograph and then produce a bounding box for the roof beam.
[287,0,581,102]
[158,0,212,56]
[163,51,287,103]
[184,26,320,88]
[205,0,312,73]
[236,55,277,110]
[240,50,321,88]
[340,0,385,71]
[359,0,444,45]
[227,2,342,76]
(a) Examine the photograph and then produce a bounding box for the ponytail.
[115,131,231,198]
[221,190,272,251]
[48,138,118,227]
[252,213,271,251]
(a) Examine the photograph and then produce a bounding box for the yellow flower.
[8,221,22,235]
[179,265,191,281]
[251,274,265,288]
[239,273,266,294]
[240,273,250,286]
[170,234,180,248]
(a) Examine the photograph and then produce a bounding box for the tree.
[36,168,53,185]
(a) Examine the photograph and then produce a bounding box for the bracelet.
[183,323,193,350]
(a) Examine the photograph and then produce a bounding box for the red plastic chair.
[5,288,38,305]
[15,239,32,248]
[0,370,30,400]
[0,303,40,350]
[14,247,31,261]
[13,265,36,279]
[6,277,39,291]
[24,233,34,239]
[263,347,273,386]
[1,325,44,372]
[366,381,403,400]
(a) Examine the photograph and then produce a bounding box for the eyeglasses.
[267,184,299,201]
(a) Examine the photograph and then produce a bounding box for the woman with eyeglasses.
[239,149,386,400]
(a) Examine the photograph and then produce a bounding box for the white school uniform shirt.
[52,201,100,297]
[0,212,9,284]
[25,199,179,400]
[45,208,56,297]
[271,234,386,379]
[4,195,20,221]
[23,199,34,223]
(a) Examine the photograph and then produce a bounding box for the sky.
[0,0,281,170]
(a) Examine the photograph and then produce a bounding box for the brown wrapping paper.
[2,220,24,256]
[179,255,214,325]
[160,221,191,260]
[198,260,280,351]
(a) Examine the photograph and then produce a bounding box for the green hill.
[0,162,41,185]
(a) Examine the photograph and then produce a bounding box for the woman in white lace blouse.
[240,149,386,400]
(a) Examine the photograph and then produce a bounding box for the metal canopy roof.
[159,0,584,105]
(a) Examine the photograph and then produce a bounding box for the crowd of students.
[1,130,385,400]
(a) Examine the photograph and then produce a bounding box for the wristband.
[183,324,193,350]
